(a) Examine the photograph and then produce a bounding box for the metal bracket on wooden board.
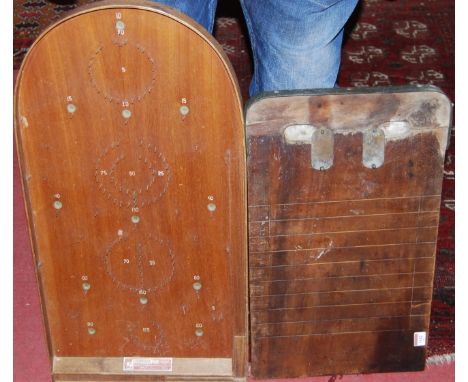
[283,124,387,170]
[311,127,334,171]
[362,127,385,169]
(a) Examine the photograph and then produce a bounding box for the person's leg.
[239,0,359,95]
[150,0,218,33]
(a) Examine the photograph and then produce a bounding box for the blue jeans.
[153,0,359,95]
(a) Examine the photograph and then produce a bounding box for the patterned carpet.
[13,0,454,358]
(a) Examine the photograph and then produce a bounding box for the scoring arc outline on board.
[87,41,156,105]
[103,232,176,294]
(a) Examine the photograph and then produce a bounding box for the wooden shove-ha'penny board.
[246,86,452,378]
[14,1,247,381]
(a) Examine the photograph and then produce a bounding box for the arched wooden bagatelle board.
[15,1,247,380]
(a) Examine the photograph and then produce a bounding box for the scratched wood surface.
[14,1,247,380]
[246,87,451,378]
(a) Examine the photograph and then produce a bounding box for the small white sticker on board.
[413,332,427,347]
[123,357,173,372]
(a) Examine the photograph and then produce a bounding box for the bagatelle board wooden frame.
[14,1,247,380]
[246,86,452,378]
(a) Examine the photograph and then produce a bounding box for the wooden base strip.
[54,357,233,377]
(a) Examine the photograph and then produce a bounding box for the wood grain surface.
[246,87,451,378]
[14,1,247,380]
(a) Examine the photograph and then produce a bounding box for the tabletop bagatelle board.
[14,1,247,380]
[246,86,452,378]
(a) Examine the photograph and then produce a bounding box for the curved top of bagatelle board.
[15,1,247,379]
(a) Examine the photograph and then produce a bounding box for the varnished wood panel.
[246,87,451,378]
[14,1,247,381]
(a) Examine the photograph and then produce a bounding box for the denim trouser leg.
[239,0,359,95]
[150,0,359,95]
[151,0,218,32]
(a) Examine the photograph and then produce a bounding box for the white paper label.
[413,332,427,347]
[123,357,173,372]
